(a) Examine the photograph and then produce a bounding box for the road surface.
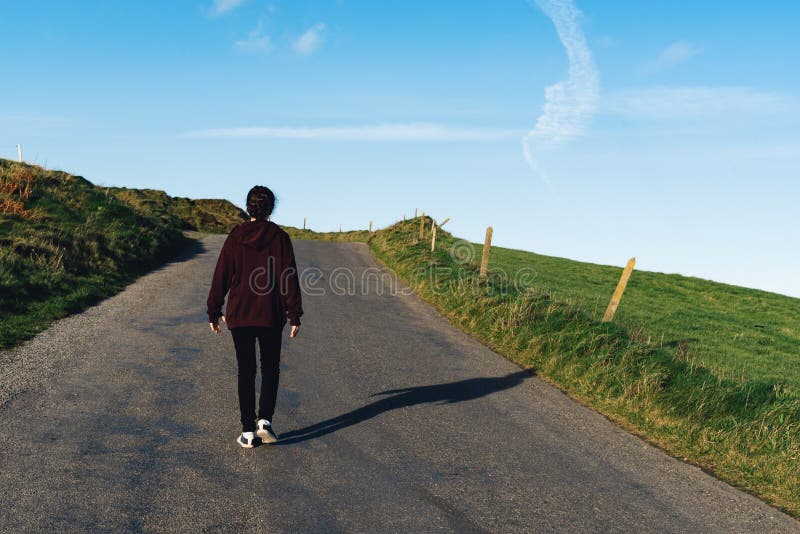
[0,235,797,532]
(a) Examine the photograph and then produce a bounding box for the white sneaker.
[256,419,278,444]
[236,431,256,449]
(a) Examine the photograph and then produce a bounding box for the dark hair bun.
[246,186,276,221]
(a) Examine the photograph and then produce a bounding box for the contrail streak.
[523,0,599,183]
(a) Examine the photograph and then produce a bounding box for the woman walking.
[207,185,303,448]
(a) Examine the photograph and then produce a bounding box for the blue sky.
[2,0,799,297]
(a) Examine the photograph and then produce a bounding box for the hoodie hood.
[237,220,281,252]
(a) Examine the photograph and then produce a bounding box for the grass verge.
[0,159,246,350]
[367,217,800,516]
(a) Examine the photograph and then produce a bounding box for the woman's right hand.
[290,325,300,338]
[209,315,226,334]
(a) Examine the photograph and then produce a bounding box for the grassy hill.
[480,244,800,391]
[107,187,247,233]
[365,217,799,516]
[0,159,245,349]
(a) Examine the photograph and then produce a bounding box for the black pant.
[230,326,282,432]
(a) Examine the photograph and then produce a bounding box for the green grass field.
[367,217,800,516]
[481,245,800,391]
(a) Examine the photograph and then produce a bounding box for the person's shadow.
[279,369,532,445]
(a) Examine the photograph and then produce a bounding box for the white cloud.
[292,23,326,55]
[645,40,701,72]
[604,86,795,120]
[183,123,519,142]
[523,0,600,183]
[209,0,247,17]
[234,28,272,53]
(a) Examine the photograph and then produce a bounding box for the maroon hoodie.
[207,220,303,328]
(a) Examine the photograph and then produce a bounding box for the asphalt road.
[0,235,797,533]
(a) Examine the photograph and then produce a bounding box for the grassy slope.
[481,245,800,390]
[0,159,244,350]
[366,218,799,516]
[106,187,248,233]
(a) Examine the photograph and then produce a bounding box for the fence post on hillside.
[480,226,493,278]
[339,224,342,233]
[431,217,450,252]
[303,217,307,230]
[602,257,636,322]
[419,212,426,240]
[369,220,373,233]
[17,144,23,163]
[414,208,418,218]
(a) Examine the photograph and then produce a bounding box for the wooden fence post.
[303,217,307,230]
[369,220,373,233]
[339,224,342,233]
[480,227,493,277]
[16,144,22,163]
[602,257,636,322]
[419,212,425,240]
[430,217,450,252]
[414,208,418,218]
